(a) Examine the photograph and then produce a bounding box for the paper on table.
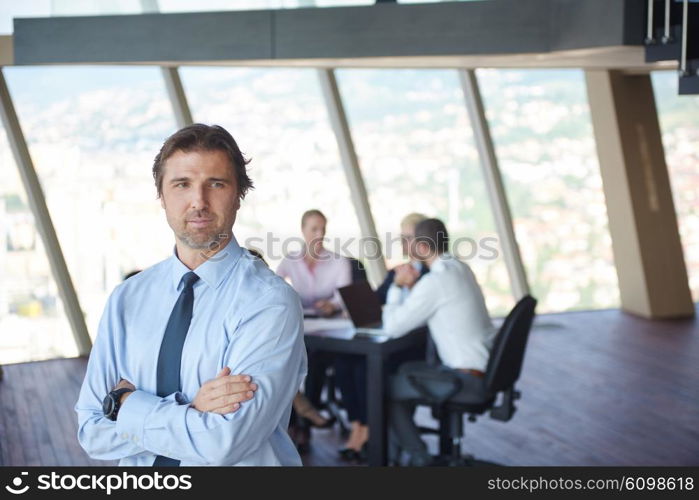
[303,318,355,333]
[302,308,318,317]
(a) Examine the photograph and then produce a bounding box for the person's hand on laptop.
[394,263,420,289]
[314,299,338,317]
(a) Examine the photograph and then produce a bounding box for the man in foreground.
[76,124,306,466]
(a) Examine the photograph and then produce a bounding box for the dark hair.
[414,218,449,254]
[152,124,253,199]
[301,209,327,228]
[246,247,268,266]
[123,269,141,281]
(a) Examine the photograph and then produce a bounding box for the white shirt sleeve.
[385,283,405,306]
[75,286,150,461]
[382,275,440,338]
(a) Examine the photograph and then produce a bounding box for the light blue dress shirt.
[75,237,307,466]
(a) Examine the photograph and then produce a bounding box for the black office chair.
[315,257,369,438]
[411,295,537,465]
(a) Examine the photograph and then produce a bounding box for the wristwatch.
[102,388,134,421]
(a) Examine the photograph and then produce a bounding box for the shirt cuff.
[115,390,160,448]
[386,284,404,305]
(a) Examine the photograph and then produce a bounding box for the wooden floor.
[1,306,697,466]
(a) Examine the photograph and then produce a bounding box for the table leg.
[366,352,386,466]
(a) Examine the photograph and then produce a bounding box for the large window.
[179,67,361,269]
[478,69,619,313]
[0,124,76,364]
[652,71,699,302]
[4,66,176,348]
[336,69,512,315]
[0,2,143,34]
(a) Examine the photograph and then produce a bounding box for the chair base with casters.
[417,387,521,466]
[404,295,537,467]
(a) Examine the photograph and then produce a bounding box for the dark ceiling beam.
[12,0,645,66]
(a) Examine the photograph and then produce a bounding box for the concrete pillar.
[585,70,694,319]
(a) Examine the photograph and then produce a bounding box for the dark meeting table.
[303,318,427,466]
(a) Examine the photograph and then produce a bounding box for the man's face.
[410,239,430,262]
[160,149,240,251]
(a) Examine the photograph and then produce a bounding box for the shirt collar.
[429,252,452,272]
[170,236,244,291]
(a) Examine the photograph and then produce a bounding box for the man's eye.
[211,182,224,188]
[175,183,188,188]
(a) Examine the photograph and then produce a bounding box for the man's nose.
[189,185,209,210]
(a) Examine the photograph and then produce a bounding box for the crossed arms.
[75,285,306,465]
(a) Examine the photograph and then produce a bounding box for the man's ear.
[160,196,166,209]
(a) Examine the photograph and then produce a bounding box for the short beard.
[177,229,228,251]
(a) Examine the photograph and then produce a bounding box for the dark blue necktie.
[153,271,199,467]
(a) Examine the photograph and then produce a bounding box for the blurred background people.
[276,209,351,317]
[334,212,430,462]
[385,218,496,466]
[275,210,351,452]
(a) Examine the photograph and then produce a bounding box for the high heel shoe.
[357,442,368,463]
[338,447,361,461]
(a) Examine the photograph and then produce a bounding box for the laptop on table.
[338,280,387,337]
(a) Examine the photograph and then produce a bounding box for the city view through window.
[0,67,697,364]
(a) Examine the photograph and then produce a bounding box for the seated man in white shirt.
[382,218,496,466]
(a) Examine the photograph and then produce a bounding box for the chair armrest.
[489,387,520,421]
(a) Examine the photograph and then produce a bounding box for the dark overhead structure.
[12,0,697,90]
[13,0,644,65]
[645,0,699,94]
